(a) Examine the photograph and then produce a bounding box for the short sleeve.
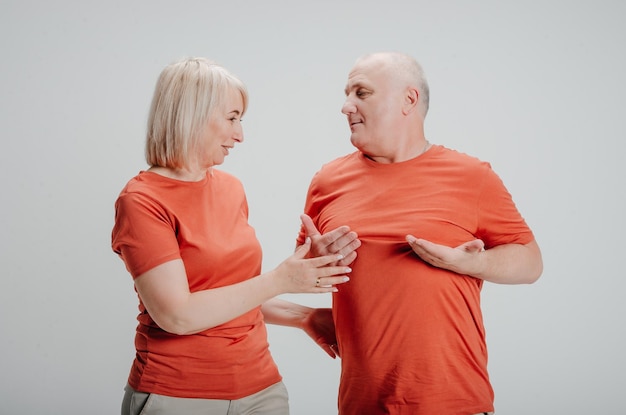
[111,191,181,278]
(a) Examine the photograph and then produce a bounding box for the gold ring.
[315,278,321,287]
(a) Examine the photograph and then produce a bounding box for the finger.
[406,235,431,252]
[300,214,321,238]
[329,343,340,358]
[294,237,312,258]
[460,239,484,252]
[308,252,345,268]
[316,275,350,287]
[406,236,433,262]
[335,236,360,261]
[313,286,340,294]
[321,344,337,359]
[318,264,352,279]
[339,230,359,247]
[319,228,355,254]
[406,235,424,254]
[318,225,351,243]
[336,251,357,267]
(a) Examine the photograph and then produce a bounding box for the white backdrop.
[1,1,625,414]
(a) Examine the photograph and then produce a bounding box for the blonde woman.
[112,57,358,415]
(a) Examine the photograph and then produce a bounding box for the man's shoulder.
[432,145,491,170]
[317,151,360,172]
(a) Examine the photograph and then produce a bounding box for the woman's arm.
[262,298,339,358]
[134,240,350,335]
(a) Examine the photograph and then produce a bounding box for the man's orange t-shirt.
[299,145,534,415]
[112,169,281,399]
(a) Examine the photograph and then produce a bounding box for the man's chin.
[350,135,364,149]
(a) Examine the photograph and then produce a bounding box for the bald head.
[354,52,430,118]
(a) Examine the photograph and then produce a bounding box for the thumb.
[300,214,321,238]
[460,239,485,253]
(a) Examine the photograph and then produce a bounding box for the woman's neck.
[147,166,210,182]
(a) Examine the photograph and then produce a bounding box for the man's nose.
[341,98,356,115]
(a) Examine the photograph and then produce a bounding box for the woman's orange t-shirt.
[112,169,281,399]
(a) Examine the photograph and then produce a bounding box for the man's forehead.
[345,63,386,92]
[345,72,369,88]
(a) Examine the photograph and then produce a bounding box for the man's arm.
[406,236,543,284]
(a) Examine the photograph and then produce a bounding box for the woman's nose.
[233,124,244,142]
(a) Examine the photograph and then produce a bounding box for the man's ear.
[402,87,419,115]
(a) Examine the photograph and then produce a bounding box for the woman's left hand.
[302,307,340,358]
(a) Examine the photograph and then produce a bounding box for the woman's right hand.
[272,237,351,294]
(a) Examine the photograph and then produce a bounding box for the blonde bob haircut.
[145,57,249,169]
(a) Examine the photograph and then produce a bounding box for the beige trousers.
[121,381,289,415]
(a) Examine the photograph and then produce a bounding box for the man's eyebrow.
[344,82,363,95]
